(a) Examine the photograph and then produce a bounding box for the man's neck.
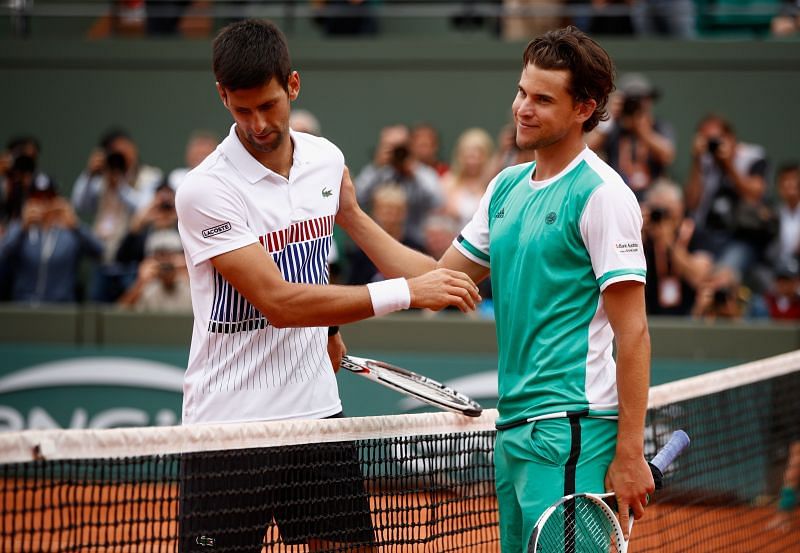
[236,126,294,179]
[532,134,586,181]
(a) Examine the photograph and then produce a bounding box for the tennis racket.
[339,355,483,417]
[528,429,690,553]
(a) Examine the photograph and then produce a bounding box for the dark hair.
[522,26,615,133]
[6,136,41,156]
[697,113,735,136]
[777,162,800,178]
[213,19,291,91]
[99,127,131,151]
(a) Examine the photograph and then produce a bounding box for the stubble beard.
[246,129,284,154]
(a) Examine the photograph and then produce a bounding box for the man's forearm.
[340,208,436,278]
[615,328,651,457]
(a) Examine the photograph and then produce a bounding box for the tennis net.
[1,350,799,552]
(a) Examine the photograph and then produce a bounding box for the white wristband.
[366,278,411,317]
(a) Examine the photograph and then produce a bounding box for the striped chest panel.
[208,214,334,334]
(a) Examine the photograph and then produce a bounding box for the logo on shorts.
[322,187,333,198]
[495,208,505,219]
[545,212,557,225]
[195,535,216,547]
[202,222,232,238]
[615,241,641,254]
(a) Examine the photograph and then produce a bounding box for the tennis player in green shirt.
[338,26,655,551]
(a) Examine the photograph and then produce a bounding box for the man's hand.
[87,149,105,175]
[407,269,480,313]
[605,454,655,539]
[327,332,346,373]
[21,201,45,229]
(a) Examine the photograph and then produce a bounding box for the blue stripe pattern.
[208,236,331,333]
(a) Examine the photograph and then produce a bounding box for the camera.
[622,95,643,117]
[105,151,128,173]
[712,288,732,307]
[390,144,410,169]
[707,137,721,155]
[157,261,176,277]
[650,207,667,223]
[11,154,36,174]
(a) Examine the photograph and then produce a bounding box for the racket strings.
[535,497,623,553]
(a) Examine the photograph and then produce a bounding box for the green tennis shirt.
[453,148,646,428]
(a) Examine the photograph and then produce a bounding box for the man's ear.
[576,98,597,125]
[216,82,229,108]
[287,71,300,102]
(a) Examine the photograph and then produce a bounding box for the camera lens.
[707,138,721,154]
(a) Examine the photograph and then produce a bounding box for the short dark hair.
[777,162,800,178]
[213,19,291,91]
[99,127,131,151]
[522,26,615,133]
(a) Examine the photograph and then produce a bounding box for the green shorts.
[494,415,617,553]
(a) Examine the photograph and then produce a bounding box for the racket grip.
[650,430,690,474]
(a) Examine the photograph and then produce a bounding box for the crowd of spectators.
[86,0,800,40]
[1,89,798,320]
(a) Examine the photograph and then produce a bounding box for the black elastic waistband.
[495,409,590,431]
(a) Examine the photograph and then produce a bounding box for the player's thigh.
[574,418,617,494]
[179,449,273,552]
[496,420,574,552]
[274,440,375,546]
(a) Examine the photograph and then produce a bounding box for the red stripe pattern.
[259,215,335,254]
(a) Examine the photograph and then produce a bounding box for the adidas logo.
[495,208,505,219]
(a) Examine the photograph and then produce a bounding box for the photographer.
[117,229,191,313]
[355,124,443,244]
[0,136,53,233]
[588,73,675,201]
[642,180,713,316]
[0,177,103,303]
[684,114,776,288]
[116,181,179,270]
[72,130,163,302]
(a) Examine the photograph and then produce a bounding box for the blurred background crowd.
[1,0,799,322]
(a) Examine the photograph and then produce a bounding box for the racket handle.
[650,430,690,474]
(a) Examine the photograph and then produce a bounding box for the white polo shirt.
[176,124,344,424]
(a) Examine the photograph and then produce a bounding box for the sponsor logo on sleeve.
[202,222,232,238]
[615,241,641,254]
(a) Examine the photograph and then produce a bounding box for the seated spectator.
[410,123,449,177]
[502,0,564,41]
[775,162,800,267]
[642,180,713,316]
[0,177,103,303]
[441,128,496,228]
[632,0,696,37]
[764,259,800,321]
[691,267,747,321]
[289,109,322,136]
[573,0,636,35]
[0,136,54,233]
[72,128,163,214]
[117,229,192,312]
[587,73,675,201]
[346,184,423,285]
[166,131,219,190]
[355,124,443,245]
[685,114,776,288]
[312,0,379,36]
[772,1,800,36]
[116,181,179,272]
[72,129,162,302]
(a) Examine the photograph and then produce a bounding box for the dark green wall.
[0,306,797,362]
[2,38,799,196]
